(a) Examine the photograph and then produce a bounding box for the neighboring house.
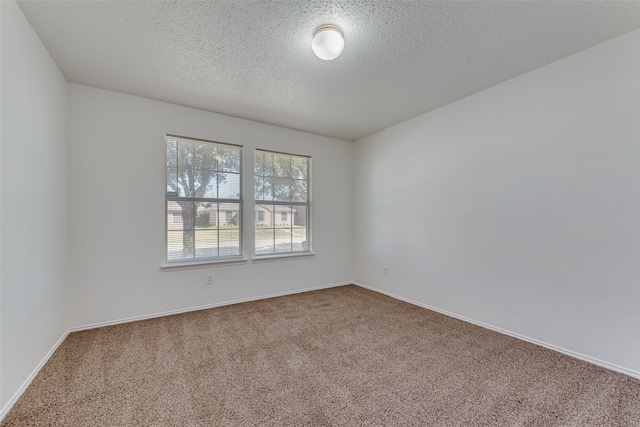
[167,203,296,229]
[167,202,240,229]
[255,204,297,226]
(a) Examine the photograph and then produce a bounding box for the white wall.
[353,29,640,375]
[0,0,70,410]
[68,84,353,327]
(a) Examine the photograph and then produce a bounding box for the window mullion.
[192,201,197,259]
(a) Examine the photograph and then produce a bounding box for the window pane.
[219,228,240,256]
[177,168,218,198]
[274,205,293,253]
[166,139,178,168]
[167,201,195,260]
[255,224,274,254]
[275,226,293,253]
[278,206,292,225]
[293,205,307,227]
[291,156,307,180]
[196,202,217,227]
[263,151,275,176]
[292,205,308,251]
[177,140,194,167]
[201,172,218,199]
[255,150,265,176]
[255,205,268,225]
[273,177,291,202]
[167,201,194,231]
[166,167,178,195]
[292,224,308,251]
[218,146,240,172]
[194,141,217,171]
[274,153,291,177]
[168,201,184,227]
[218,203,239,225]
[195,228,218,258]
[257,177,273,201]
[291,179,307,202]
[218,172,240,199]
[167,231,185,260]
[255,175,265,200]
[167,199,187,261]
[176,167,195,197]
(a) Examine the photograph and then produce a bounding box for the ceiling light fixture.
[311,24,344,60]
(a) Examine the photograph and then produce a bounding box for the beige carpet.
[2,285,639,426]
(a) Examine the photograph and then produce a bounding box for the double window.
[165,137,311,264]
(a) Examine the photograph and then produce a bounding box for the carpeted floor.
[2,285,639,426]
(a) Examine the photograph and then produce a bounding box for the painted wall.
[353,29,640,375]
[0,0,70,410]
[68,84,353,327]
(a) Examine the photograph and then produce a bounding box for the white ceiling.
[17,1,640,141]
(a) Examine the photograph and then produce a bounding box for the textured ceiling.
[17,1,640,141]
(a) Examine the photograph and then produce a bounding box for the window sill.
[252,252,315,263]
[160,257,248,271]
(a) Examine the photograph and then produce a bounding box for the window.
[166,135,242,262]
[254,149,310,255]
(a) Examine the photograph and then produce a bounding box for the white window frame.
[162,135,246,269]
[254,149,312,259]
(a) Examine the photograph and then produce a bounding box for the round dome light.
[311,24,344,60]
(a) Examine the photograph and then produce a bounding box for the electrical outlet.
[206,273,214,285]
[384,265,388,275]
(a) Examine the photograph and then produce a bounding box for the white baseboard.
[0,330,70,421]
[353,281,640,380]
[0,281,351,422]
[71,281,352,332]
